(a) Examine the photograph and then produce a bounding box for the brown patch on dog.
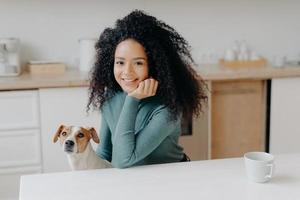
[76,127,91,153]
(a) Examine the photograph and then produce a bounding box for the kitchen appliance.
[0,38,21,76]
[78,38,97,72]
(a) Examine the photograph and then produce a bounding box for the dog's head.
[53,125,100,154]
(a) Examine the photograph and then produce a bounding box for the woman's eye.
[61,132,67,136]
[135,61,144,66]
[115,61,124,65]
[78,133,84,138]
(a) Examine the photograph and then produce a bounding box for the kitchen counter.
[19,153,300,200]
[197,64,300,81]
[0,70,89,91]
[1,65,300,91]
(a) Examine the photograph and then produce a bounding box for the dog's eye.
[61,132,67,136]
[78,133,84,138]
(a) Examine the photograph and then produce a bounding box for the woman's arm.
[96,115,112,162]
[111,95,180,168]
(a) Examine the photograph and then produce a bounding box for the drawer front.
[0,90,39,130]
[0,129,41,168]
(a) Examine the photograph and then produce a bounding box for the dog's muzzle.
[64,140,75,153]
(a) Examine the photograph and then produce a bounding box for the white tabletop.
[19,153,300,200]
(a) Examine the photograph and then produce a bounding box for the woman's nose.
[124,63,134,74]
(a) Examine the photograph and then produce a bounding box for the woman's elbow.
[112,153,137,169]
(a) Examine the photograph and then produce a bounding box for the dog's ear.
[87,127,100,144]
[53,125,65,143]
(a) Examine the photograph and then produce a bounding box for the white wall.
[0,0,299,68]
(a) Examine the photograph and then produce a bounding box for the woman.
[88,10,207,168]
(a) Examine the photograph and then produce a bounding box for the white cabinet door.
[0,90,41,200]
[39,87,100,173]
[0,90,39,130]
[270,77,300,154]
[0,129,41,168]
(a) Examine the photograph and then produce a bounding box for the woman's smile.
[122,78,138,85]
[122,78,138,83]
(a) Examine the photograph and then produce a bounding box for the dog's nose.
[65,140,75,147]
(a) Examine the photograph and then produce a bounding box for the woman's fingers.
[153,80,158,95]
[138,81,145,93]
[144,79,150,94]
[149,79,155,95]
[149,79,158,96]
[128,78,158,99]
[144,78,158,96]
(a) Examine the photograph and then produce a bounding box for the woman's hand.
[128,78,158,100]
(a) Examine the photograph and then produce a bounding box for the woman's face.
[114,39,149,93]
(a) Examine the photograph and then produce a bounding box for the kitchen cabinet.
[270,77,300,154]
[0,90,42,200]
[210,80,266,158]
[179,104,209,161]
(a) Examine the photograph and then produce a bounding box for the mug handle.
[265,163,274,178]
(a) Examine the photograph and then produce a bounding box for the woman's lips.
[122,78,138,85]
[122,78,136,82]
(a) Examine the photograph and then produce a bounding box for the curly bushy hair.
[88,10,207,119]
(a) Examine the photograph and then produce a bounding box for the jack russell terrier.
[53,125,112,170]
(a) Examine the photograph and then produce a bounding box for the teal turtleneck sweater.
[96,91,184,168]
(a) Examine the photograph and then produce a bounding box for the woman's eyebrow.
[115,57,125,60]
[133,57,147,60]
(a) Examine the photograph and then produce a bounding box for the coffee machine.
[0,38,21,76]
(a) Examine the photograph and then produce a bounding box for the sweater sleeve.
[111,95,179,168]
[96,115,112,162]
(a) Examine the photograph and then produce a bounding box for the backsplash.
[0,0,299,69]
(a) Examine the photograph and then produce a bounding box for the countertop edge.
[1,66,300,90]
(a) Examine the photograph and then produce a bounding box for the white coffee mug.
[244,152,275,183]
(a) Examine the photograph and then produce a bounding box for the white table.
[19,153,300,200]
